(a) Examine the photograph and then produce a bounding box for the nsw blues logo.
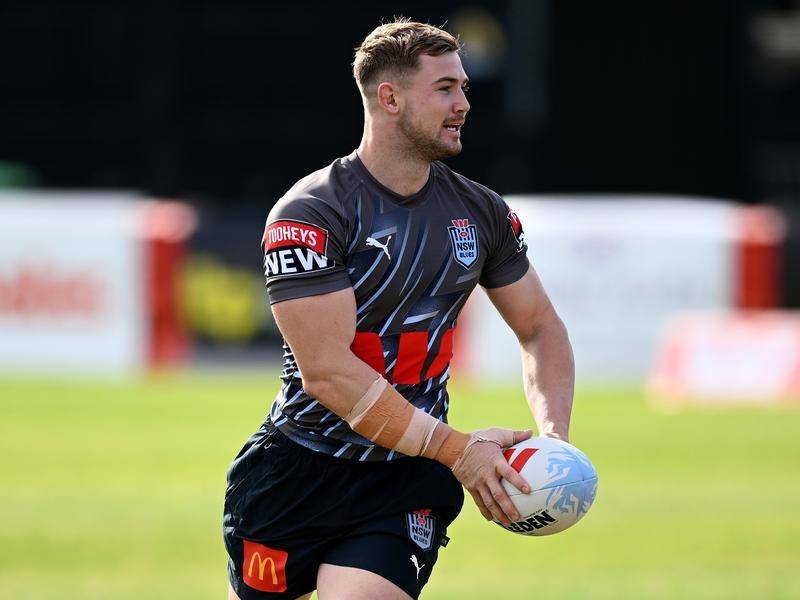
[448,218,479,268]
[406,509,436,550]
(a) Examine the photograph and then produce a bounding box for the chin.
[438,142,462,160]
[427,136,461,160]
[408,132,463,162]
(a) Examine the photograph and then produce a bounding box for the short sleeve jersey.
[263,151,529,461]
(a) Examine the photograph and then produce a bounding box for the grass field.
[2,373,799,599]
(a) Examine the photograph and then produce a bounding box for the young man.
[224,18,574,600]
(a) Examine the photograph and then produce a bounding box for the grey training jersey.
[262,151,529,461]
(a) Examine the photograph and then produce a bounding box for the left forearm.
[519,312,574,441]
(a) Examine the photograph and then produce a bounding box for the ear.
[376,81,401,115]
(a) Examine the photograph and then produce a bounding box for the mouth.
[443,122,464,133]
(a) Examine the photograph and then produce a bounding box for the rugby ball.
[498,437,598,536]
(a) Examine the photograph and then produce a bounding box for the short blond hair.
[353,18,461,95]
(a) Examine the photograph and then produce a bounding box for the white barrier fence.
[0,192,194,374]
[456,196,784,382]
[649,311,800,403]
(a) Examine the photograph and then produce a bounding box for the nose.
[455,87,470,115]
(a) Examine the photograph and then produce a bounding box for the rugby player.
[224,18,574,600]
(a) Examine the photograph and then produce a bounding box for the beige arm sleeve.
[345,376,470,468]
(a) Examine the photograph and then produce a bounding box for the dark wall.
[541,3,741,197]
[0,1,488,200]
[1,1,798,209]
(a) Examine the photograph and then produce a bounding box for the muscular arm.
[485,266,574,441]
[271,287,378,413]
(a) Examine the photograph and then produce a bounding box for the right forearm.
[302,354,469,466]
[300,351,380,417]
[348,376,470,466]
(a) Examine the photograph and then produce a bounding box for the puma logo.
[410,554,425,580]
[366,235,391,260]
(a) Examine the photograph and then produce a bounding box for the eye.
[462,84,470,93]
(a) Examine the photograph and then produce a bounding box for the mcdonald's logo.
[242,540,288,592]
[249,554,276,583]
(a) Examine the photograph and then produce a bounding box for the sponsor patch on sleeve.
[262,219,334,277]
[507,210,526,252]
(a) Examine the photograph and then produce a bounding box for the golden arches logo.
[247,552,278,585]
[242,540,287,592]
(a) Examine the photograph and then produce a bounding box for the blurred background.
[1,1,799,598]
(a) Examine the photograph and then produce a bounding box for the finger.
[493,428,533,447]
[497,462,531,494]
[512,429,533,445]
[479,484,512,526]
[468,488,493,521]
[486,477,521,524]
[479,486,507,526]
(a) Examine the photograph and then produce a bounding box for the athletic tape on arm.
[345,377,470,467]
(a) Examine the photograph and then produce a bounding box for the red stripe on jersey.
[393,332,429,384]
[509,448,538,473]
[350,332,386,376]
[424,328,455,380]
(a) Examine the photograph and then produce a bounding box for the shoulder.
[432,161,509,222]
[432,161,505,208]
[270,155,364,223]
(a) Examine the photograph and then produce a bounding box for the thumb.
[491,428,533,447]
[512,429,533,445]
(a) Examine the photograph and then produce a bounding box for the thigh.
[228,584,312,600]
[321,517,446,600]
[317,461,460,600]
[317,564,412,600]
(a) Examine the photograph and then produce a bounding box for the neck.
[356,118,431,197]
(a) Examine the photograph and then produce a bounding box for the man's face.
[397,52,470,162]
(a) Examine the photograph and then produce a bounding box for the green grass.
[1,373,799,599]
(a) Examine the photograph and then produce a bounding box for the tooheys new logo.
[263,219,333,277]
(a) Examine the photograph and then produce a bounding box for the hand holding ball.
[497,437,598,536]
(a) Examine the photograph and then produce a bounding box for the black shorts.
[223,420,464,599]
